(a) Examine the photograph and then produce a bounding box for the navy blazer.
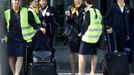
[103,3,133,36]
[39,6,57,35]
[65,4,85,37]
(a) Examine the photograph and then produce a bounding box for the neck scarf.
[34,7,39,14]
[72,4,81,16]
[118,2,125,7]
[29,6,39,14]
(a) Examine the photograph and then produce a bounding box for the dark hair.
[27,0,40,6]
[27,0,33,6]
[85,0,98,18]
[85,0,94,4]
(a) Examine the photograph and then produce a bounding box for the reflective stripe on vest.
[4,7,36,42]
[82,8,102,43]
[28,8,41,24]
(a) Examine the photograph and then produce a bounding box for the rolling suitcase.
[28,62,56,75]
[124,39,133,63]
[28,50,57,75]
[101,31,130,75]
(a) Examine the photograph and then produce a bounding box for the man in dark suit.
[103,0,133,52]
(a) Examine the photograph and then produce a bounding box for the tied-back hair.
[85,0,98,19]
[27,0,40,7]
[27,0,33,6]
[85,0,93,4]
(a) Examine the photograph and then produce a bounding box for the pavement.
[58,73,134,75]
[54,45,134,74]
[54,45,104,73]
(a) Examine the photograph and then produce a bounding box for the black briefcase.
[101,31,129,75]
[28,63,56,75]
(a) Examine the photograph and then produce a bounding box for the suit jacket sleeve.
[49,7,57,34]
[103,5,113,29]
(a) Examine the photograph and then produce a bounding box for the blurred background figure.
[64,0,85,75]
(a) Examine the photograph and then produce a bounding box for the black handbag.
[64,23,73,37]
[32,51,52,63]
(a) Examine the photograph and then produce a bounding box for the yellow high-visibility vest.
[82,8,103,43]
[28,8,41,24]
[4,7,37,42]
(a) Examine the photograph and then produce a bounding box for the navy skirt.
[79,41,98,55]
[68,37,80,53]
[7,39,26,57]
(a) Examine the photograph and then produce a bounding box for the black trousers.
[108,33,126,52]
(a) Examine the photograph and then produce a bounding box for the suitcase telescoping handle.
[107,31,118,53]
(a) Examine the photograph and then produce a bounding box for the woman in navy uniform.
[4,0,45,75]
[36,0,57,52]
[103,0,133,52]
[65,0,85,75]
